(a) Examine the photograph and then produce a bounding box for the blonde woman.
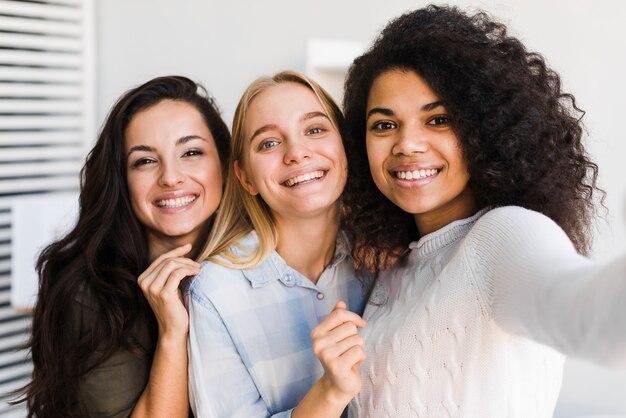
[186,71,367,417]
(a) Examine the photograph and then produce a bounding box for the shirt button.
[316,292,324,300]
[285,274,292,282]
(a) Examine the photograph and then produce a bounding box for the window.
[0,0,94,413]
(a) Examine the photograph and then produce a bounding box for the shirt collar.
[241,229,351,289]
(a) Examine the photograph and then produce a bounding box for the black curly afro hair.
[341,5,603,272]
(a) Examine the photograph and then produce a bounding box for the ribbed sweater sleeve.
[465,206,626,368]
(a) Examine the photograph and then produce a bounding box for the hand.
[137,244,200,338]
[310,301,367,405]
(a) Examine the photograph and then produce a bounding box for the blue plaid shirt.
[186,231,367,418]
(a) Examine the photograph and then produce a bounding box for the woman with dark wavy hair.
[18,76,230,417]
[311,5,626,417]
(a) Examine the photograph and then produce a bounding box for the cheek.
[127,172,147,207]
[246,156,274,186]
[333,143,348,172]
[195,154,223,186]
[365,140,387,179]
[204,166,223,189]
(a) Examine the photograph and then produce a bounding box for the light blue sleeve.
[187,279,294,418]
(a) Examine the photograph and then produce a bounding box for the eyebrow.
[127,135,206,157]
[366,100,445,120]
[250,124,278,143]
[249,112,330,142]
[301,111,329,122]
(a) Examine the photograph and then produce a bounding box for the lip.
[391,163,442,172]
[388,164,442,189]
[152,192,199,212]
[281,167,328,188]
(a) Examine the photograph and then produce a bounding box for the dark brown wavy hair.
[16,76,230,417]
[342,5,603,272]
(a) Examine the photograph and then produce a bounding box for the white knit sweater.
[350,206,626,418]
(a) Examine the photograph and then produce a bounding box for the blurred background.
[1,0,625,416]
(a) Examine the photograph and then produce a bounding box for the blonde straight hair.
[197,70,345,269]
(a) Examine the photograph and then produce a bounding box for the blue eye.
[307,127,324,135]
[261,140,279,150]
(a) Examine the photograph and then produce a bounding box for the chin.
[160,224,200,239]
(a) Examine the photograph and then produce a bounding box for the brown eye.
[183,149,204,157]
[372,121,396,131]
[132,158,155,168]
[427,115,450,126]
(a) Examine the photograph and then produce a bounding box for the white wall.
[97,1,626,415]
[95,0,375,124]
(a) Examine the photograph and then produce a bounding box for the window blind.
[0,0,94,414]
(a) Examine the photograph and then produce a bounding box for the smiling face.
[235,82,347,222]
[125,99,223,255]
[366,69,476,235]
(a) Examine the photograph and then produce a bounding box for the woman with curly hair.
[311,5,626,417]
[19,76,230,417]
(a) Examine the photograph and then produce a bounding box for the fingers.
[138,247,199,289]
[140,243,193,279]
[140,261,199,296]
[314,325,366,399]
[137,251,200,307]
[340,344,367,370]
[310,301,366,366]
[318,321,359,345]
[334,300,347,310]
[318,333,365,365]
[311,306,365,338]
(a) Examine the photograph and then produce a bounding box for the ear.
[234,160,259,196]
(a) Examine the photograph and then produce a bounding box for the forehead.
[125,100,209,147]
[245,83,324,127]
[368,69,439,108]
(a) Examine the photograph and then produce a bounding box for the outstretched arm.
[470,207,626,367]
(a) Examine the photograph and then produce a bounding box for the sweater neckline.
[408,208,489,257]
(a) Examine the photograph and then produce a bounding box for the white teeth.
[285,170,324,187]
[395,169,439,180]
[156,195,197,208]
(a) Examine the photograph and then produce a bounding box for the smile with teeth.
[284,170,325,187]
[155,194,197,208]
[395,168,439,180]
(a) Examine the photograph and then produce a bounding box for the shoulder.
[470,206,569,245]
[193,259,243,285]
[73,281,99,311]
[464,205,577,268]
[65,282,101,338]
[189,230,264,290]
[475,205,555,228]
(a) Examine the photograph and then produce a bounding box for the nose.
[283,138,312,164]
[158,160,186,187]
[392,124,429,156]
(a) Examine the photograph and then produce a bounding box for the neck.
[274,206,339,284]
[414,187,478,236]
[147,222,210,262]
